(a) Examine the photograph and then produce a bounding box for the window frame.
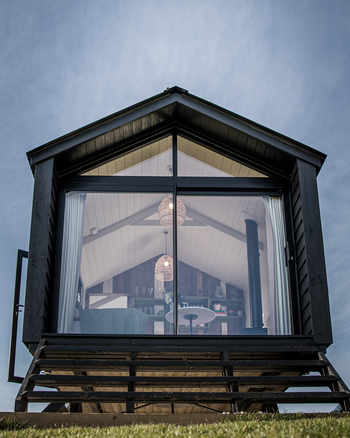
[52,132,300,335]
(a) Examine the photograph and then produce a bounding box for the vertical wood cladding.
[291,159,332,346]
[23,158,58,344]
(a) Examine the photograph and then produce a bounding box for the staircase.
[15,335,350,414]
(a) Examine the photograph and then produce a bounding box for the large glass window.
[58,190,291,336]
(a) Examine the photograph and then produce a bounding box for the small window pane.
[177,136,267,177]
[83,136,172,176]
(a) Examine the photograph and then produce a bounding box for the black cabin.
[13,87,350,414]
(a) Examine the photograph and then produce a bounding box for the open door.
[8,249,28,383]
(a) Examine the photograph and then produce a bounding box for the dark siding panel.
[300,288,310,312]
[296,245,306,269]
[23,158,58,344]
[296,236,307,260]
[291,163,312,340]
[302,315,313,335]
[293,207,303,231]
[301,301,311,320]
[292,195,302,218]
[299,275,309,299]
[294,219,304,246]
[292,159,332,346]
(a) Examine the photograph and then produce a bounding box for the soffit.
[27,87,326,178]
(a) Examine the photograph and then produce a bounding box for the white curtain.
[58,193,86,333]
[264,197,291,335]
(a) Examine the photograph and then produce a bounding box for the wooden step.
[30,374,339,388]
[35,358,327,373]
[21,390,350,405]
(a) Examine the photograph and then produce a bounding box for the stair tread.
[22,390,350,404]
[30,374,339,387]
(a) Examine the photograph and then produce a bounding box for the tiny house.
[13,87,349,414]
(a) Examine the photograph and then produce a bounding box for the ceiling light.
[155,229,173,281]
[158,195,186,227]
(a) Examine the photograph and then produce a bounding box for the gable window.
[82,136,172,177]
[56,133,292,336]
[177,136,267,177]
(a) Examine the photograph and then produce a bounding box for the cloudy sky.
[1,0,350,412]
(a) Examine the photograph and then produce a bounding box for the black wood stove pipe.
[245,219,263,329]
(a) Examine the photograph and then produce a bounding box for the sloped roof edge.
[27,86,326,171]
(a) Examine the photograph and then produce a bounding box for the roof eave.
[27,86,326,175]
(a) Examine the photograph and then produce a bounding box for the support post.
[223,351,244,413]
[241,220,267,335]
[126,352,136,413]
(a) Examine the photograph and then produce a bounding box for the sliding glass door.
[57,190,291,336]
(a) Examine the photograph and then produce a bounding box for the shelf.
[181,296,209,306]
[209,298,244,306]
[131,298,165,306]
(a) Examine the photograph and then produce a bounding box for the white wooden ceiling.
[83,136,267,178]
[80,192,267,291]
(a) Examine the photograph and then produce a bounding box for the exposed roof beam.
[83,203,263,251]
[130,219,206,227]
[83,203,159,245]
[185,207,264,251]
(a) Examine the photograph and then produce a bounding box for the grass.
[0,414,349,437]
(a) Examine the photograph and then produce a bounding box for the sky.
[1,0,350,413]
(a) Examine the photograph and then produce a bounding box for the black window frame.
[51,132,301,335]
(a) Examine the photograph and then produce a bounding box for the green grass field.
[1,414,350,438]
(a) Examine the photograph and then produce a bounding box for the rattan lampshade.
[158,195,186,227]
[155,255,173,281]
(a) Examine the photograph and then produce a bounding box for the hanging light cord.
[163,229,168,255]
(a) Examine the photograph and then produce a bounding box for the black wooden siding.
[23,158,58,344]
[291,159,332,346]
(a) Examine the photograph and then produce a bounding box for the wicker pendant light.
[155,230,173,281]
[158,195,186,227]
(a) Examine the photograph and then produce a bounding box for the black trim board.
[23,158,58,344]
[294,159,332,346]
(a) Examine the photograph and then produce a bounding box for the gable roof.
[27,86,326,178]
